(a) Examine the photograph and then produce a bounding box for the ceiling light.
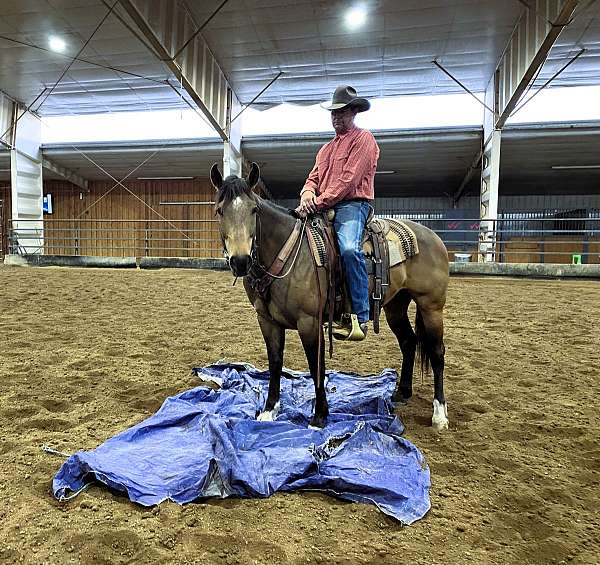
[345,6,367,29]
[551,165,600,170]
[375,170,396,175]
[48,36,66,53]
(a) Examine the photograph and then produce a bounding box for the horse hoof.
[392,394,411,405]
[431,399,449,432]
[309,416,326,429]
[432,418,448,432]
[257,402,280,422]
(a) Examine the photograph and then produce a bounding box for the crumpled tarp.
[53,363,431,524]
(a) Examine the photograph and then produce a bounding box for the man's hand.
[298,190,318,217]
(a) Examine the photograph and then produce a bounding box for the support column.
[223,90,242,177]
[479,78,500,263]
[223,142,242,178]
[10,108,44,254]
[475,1,579,262]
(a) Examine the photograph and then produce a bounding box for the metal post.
[479,73,501,263]
[223,89,243,177]
[479,133,501,263]
[223,141,242,177]
[10,108,44,254]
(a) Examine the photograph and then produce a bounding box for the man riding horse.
[296,85,380,342]
[210,85,449,431]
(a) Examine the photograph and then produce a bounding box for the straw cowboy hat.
[320,85,371,112]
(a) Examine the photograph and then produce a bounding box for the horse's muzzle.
[229,255,251,277]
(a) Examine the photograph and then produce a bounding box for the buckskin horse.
[210,162,450,431]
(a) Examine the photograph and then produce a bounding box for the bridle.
[220,202,307,281]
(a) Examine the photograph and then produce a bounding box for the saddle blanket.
[386,219,419,267]
[308,218,419,269]
[53,363,431,524]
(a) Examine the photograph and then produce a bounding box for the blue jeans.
[333,201,371,324]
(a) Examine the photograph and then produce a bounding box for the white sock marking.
[432,399,449,431]
[257,401,280,422]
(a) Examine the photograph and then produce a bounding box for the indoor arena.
[1,1,599,564]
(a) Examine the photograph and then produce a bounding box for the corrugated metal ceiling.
[0,0,191,115]
[0,1,599,116]
[191,0,525,104]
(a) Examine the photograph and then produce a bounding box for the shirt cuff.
[300,187,316,195]
[314,194,327,209]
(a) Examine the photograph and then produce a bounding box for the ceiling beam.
[453,145,483,206]
[118,0,236,142]
[42,157,89,191]
[453,0,580,203]
[495,0,580,129]
[0,90,16,148]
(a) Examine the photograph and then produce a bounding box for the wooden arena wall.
[42,179,221,258]
[2,180,599,263]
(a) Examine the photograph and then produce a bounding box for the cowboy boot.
[332,314,368,341]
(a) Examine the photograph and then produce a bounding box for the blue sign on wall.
[43,194,53,214]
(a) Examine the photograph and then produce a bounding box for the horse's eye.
[251,207,258,215]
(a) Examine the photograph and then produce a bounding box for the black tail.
[415,307,430,377]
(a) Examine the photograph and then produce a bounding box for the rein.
[252,214,307,280]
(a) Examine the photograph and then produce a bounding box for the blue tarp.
[53,363,431,524]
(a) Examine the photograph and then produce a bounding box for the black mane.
[216,175,253,206]
[216,176,297,218]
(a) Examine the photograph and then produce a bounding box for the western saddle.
[246,208,418,348]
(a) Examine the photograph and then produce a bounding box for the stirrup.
[332,314,367,342]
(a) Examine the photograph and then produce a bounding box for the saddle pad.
[387,220,419,267]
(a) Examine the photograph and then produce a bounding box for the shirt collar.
[335,124,358,140]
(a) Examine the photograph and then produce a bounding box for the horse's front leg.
[257,315,285,421]
[298,317,328,428]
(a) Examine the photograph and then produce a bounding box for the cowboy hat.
[320,85,370,112]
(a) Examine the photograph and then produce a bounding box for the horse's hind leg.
[257,315,285,421]
[298,317,328,428]
[384,290,416,404]
[416,305,448,431]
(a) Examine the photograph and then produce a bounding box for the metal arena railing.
[380,213,600,264]
[7,214,600,264]
[7,218,223,259]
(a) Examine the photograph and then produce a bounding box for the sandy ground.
[0,265,598,565]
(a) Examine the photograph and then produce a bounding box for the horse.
[210,162,450,431]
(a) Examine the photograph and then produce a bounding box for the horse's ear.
[247,162,260,189]
[210,163,223,191]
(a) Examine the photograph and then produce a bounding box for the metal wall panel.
[123,0,233,140]
[495,0,579,127]
[277,194,600,216]
[500,193,600,211]
[10,110,43,254]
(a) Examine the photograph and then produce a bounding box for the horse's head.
[210,162,261,277]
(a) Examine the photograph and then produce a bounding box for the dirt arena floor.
[0,265,598,565]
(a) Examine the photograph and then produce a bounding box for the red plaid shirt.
[301,126,379,209]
